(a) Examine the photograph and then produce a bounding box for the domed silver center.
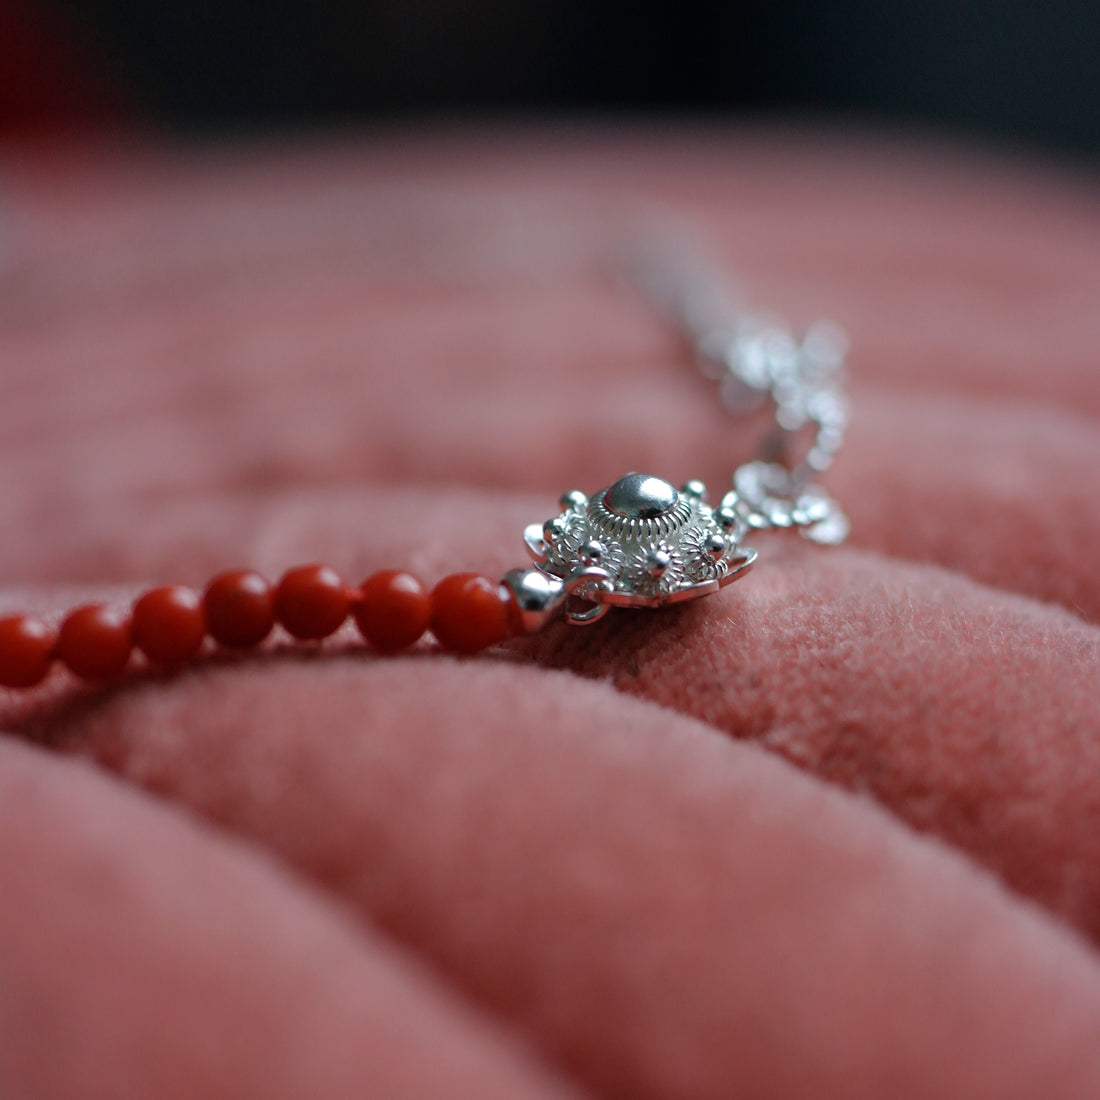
[604,473,678,519]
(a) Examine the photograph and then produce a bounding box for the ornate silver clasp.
[507,472,757,627]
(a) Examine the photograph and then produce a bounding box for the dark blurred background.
[1,0,1098,159]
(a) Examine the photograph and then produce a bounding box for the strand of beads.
[0,565,514,689]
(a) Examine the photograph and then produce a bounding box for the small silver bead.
[716,506,739,530]
[579,539,604,566]
[501,568,567,634]
[680,479,707,501]
[704,532,727,559]
[543,516,567,543]
[645,548,672,578]
[560,489,587,511]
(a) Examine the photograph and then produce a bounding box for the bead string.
[0,566,512,689]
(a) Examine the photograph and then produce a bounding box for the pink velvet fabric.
[1,128,1100,1098]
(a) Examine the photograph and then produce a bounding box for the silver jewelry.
[504,238,850,631]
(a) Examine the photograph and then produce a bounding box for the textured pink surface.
[1,128,1100,1098]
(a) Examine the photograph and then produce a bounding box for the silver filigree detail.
[541,509,588,573]
[723,461,848,545]
[680,522,727,583]
[524,472,756,614]
[586,487,693,542]
[622,541,685,597]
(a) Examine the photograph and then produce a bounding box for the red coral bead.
[354,570,432,652]
[275,564,350,640]
[430,573,511,653]
[57,604,132,680]
[132,586,206,666]
[204,570,275,648]
[0,614,55,688]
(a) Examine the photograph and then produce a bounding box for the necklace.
[0,238,849,688]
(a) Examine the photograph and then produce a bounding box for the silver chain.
[624,232,850,542]
[504,235,850,631]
